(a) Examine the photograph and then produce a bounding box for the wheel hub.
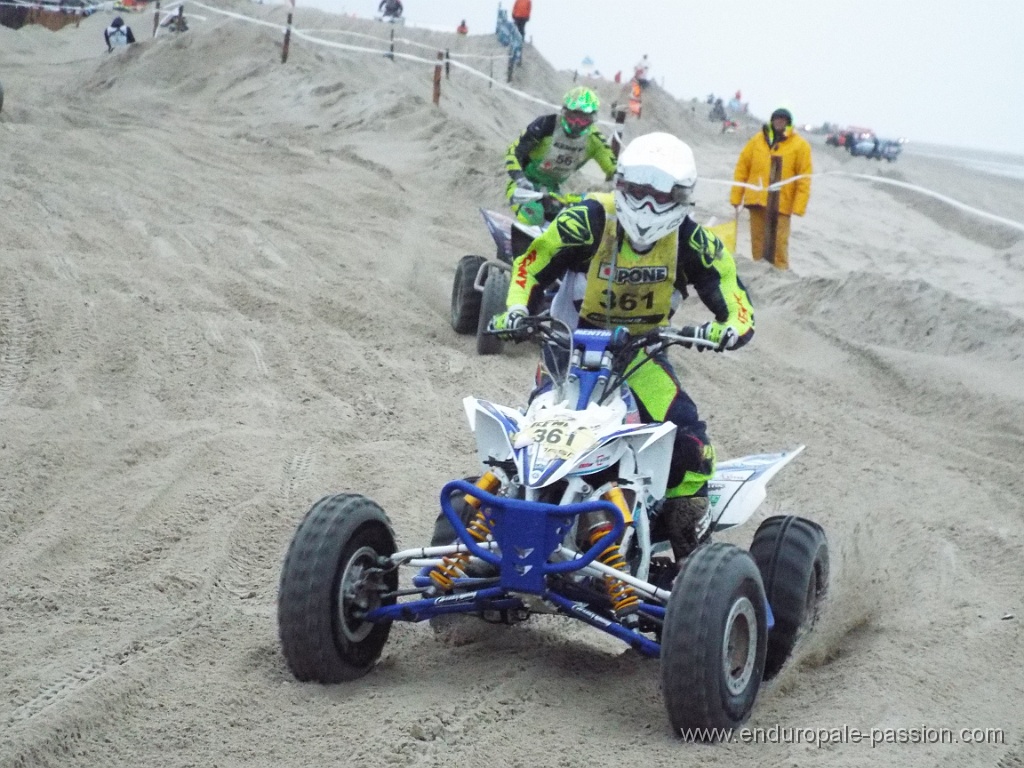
[722,596,757,695]
[337,545,384,643]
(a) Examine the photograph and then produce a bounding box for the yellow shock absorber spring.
[429,473,501,590]
[589,487,640,615]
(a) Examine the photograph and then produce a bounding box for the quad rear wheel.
[661,543,767,737]
[278,493,397,683]
[749,515,829,679]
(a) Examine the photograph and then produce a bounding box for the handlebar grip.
[678,325,698,349]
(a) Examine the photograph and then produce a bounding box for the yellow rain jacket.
[729,125,812,216]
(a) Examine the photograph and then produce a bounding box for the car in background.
[850,136,905,162]
[826,126,874,149]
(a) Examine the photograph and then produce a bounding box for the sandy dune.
[2,4,1022,766]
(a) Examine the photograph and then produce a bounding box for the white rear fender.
[709,446,805,531]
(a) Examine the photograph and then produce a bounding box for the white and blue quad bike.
[277,317,829,738]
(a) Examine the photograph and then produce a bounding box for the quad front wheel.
[451,255,485,334]
[476,267,509,356]
[278,493,398,683]
[661,543,767,737]
[749,515,829,679]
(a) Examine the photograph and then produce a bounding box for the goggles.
[562,109,595,132]
[615,178,693,208]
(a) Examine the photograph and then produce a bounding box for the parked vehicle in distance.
[850,136,904,162]
[825,126,874,149]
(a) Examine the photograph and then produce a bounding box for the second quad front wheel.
[476,267,509,356]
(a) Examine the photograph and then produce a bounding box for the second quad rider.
[505,86,617,227]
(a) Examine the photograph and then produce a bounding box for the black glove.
[540,195,564,220]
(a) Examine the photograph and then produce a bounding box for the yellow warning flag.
[707,220,737,254]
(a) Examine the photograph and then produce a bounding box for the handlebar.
[510,187,585,208]
[486,314,717,353]
[485,315,721,407]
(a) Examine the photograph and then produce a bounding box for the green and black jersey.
[505,114,617,191]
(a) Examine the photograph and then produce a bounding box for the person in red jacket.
[511,0,531,39]
[729,107,813,270]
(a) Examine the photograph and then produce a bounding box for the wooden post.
[432,51,442,105]
[281,12,292,63]
[387,28,394,59]
[763,155,783,265]
[489,57,493,88]
[152,0,160,37]
[175,5,184,32]
[444,49,450,79]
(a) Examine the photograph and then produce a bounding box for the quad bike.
[450,189,580,356]
[277,317,829,737]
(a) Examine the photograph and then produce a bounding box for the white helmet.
[613,132,697,251]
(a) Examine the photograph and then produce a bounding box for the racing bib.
[579,202,677,333]
[526,418,597,460]
[531,134,589,185]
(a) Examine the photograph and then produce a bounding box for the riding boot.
[662,496,710,563]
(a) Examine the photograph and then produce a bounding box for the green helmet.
[561,86,599,138]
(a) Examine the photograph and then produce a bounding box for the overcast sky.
[296,0,1023,156]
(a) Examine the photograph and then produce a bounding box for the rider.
[490,132,755,565]
[505,86,617,227]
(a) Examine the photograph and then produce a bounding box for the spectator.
[633,54,650,87]
[511,0,531,39]
[378,0,402,20]
[709,98,727,123]
[729,107,813,270]
[104,16,136,52]
[456,19,468,35]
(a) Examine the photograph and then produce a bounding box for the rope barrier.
[297,26,505,60]
[167,3,1024,235]
[184,2,618,130]
[702,172,1024,233]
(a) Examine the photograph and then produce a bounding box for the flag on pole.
[708,220,737,253]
